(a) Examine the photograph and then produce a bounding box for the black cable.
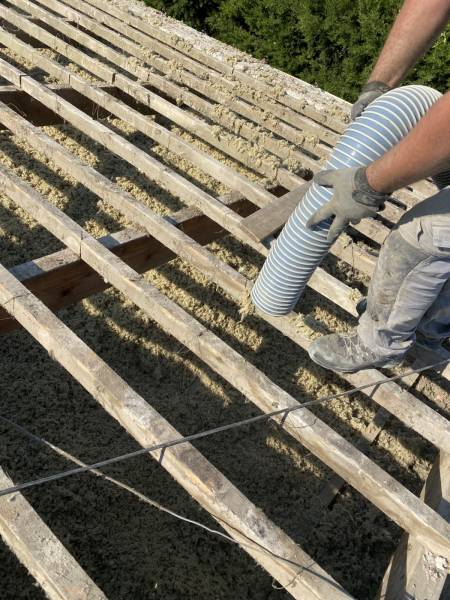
[0,357,447,498]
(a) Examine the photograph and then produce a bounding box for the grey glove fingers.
[313,169,338,188]
[327,215,348,242]
[306,203,334,229]
[351,90,386,120]
[351,82,391,120]
[351,95,378,120]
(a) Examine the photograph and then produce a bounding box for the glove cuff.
[361,81,391,94]
[353,167,392,208]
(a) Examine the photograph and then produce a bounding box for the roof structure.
[0,0,448,598]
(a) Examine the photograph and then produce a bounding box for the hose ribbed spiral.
[251,85,444,316]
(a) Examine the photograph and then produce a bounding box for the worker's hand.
[351,81,391,120]
[306,167,390,242]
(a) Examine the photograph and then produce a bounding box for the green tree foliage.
[144,0,450,101]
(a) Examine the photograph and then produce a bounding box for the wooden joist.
[1,4,448,455]
[0,80,448,457]
[13,0,331,165]
[1,3,301,189]
[0,49,368,312]
[0,467,108,600]
[0,6,404,240]
[0,10,407,244]
[0,16,287,210]
[378,452,450,599]
[0,82,152,128]
[56,0,340,149]
[0,17,277,211]
[0,52,268,255]
[2,0,410,224]
[0,201,252,335]
[31,0,331,160]
[239,184,310,242]
[75,0,428,206]
[0,38,384,297]
[316,362,425,511]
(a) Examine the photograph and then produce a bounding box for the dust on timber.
[0,47,445,600]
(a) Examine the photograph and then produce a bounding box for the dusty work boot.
[308,329,403,373]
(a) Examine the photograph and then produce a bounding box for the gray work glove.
[351,81,391,120]
[306,167,391,242]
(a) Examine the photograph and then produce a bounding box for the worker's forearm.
[366,92,450,192]
[369,0,450,87]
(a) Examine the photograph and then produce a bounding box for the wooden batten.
[0,467,108,600]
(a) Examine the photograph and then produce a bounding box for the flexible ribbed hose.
[251,85,444,316]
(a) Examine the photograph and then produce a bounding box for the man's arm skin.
[360,0,450,192]
[309,0,450,234]
[368,0,450,87]
[367,91,450,192]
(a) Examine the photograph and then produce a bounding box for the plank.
[0,17,48,48]
[0,265,348,600]
[4,0,450,482]
[317,407,391,510]
[317,363,424,510]
[2,164,450,562]
[0,11,276,212]
[5,29,274,211]
[0,85,356,332]
[378,451,450,599]
[80,0,427,214]
[0,50,271,258]
[0,467,107,600]
[239,184,310,242]
[276,311,450,453]
[0,98,258,301]
[11,5,408,234]
[2,72,448,464]
[0,79,447,454]
[1,2,448,592]
[331,235,378,277]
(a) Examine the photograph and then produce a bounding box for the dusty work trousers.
[357,187,450,358]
